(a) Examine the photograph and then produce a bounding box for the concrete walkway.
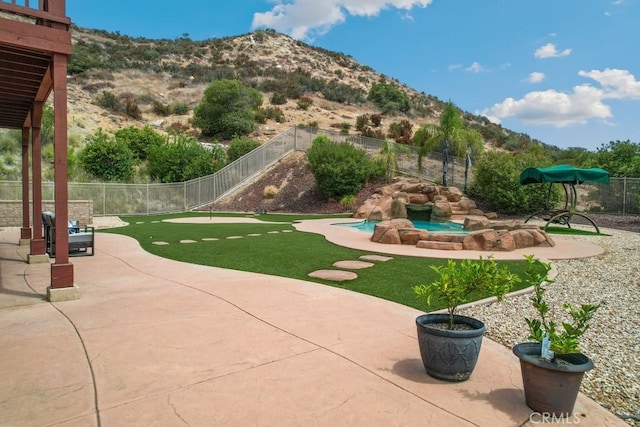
[0,224,624,426]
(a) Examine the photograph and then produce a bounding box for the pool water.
[340,220,467,234]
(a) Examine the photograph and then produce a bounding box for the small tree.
[413,101,484,185]
[192,79,263,139]
[78,129,135,182]
[367,83,411,113]
[147,133,225,183]
[306,135,371,200]
[114,126,165,161]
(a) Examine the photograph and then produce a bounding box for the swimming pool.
[339,220,467,234]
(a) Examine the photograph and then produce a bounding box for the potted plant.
[513,255,600,417]
[413,256,519,381]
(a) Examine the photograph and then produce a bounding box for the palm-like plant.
[374,139,410,183]
[413,102,484,186]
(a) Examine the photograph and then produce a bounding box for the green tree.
[78,129,135,182]
[413,102,484,185]
[227,136,260,162]
[147,134,225,183]
[468,148,560,215]
[306,135,372,199]
[590,140,640,177]
[114,126,166,161]
[367,83,411,113]
[192,79,263,139]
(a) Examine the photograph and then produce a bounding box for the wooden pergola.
[0,0,75,298]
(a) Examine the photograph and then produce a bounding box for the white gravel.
[460,228,640,425]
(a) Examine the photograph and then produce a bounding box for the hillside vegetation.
[63,27,530,148]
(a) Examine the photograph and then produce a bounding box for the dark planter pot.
[513,342,594,416]
[415,313,486,382]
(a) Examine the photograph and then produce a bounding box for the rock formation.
[357,178,555,252]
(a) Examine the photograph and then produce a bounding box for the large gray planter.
[415,313,486,382]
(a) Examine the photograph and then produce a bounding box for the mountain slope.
[65,27,528,148]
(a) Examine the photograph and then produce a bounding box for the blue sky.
[66,0,639,151]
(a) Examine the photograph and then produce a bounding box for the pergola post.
[28,102,47,262]
[49,52,75,295]
[20,127,31,245]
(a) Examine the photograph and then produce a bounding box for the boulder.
[441,186,463,202]
[457,197,477,211]
[512,229,535,248]
[495,231,516,251]
[389,218,414,229]
[378,228,401,244]
[398,228,427,245]
[463,230,499,251]
[391,192,408,218]
[408,194,430,204]
[463,215,490,231]
[432,200,452,219]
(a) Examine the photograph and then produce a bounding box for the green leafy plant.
[522,255,600,355]
[414,256,519,329]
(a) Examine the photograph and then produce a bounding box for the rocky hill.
[63,26,525,148]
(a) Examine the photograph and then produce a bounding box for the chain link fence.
[1,126,637,216]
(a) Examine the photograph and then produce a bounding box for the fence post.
[102,183,106,216]
[623,177,627,216]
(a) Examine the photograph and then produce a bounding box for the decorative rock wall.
[0,200,93,227]
[357,179,555,252]
[354,178,496,222]
[370,218,555,252]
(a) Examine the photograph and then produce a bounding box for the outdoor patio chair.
[42,211,95,256]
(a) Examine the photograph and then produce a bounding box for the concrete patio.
[0,223,625,426]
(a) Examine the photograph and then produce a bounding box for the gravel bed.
[460,228,640,425]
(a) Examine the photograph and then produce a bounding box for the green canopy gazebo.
[519,164,610,233]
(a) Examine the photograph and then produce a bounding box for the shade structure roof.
[519,164,610,185]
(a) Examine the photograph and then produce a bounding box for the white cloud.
[527,72,545,83]
[534,43,572,59]
[480,86,611,127]
[252,0,433,40]
[578,69,640,99]
[480,69,639,127]
[466,62,484,73]
[448,64,463,71]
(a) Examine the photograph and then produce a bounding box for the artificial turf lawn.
[101,212,536,312]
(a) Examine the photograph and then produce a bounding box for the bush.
[114,126,166,161]
[227,136,260,162]
[78,129,135,182]
[270,92,287,105]
[468,150,561,215]
[192,79,263,139]
[387,120,413,144]
[297,96,313,110]
[367,83,411,113]
[355,114,370,132]
[263,185,278,199]
[306,135,372,199]
[147,133,226,183]
[171,102,189,115]
[152,101,172,116]
[339,194,357,210]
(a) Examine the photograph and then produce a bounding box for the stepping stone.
[308,269,358,281]
[152,241,169,246]
[226,236,243,239]
[247,234,261,237]
[136,221,144,224]
[333,260,375,270]
[282,230,293,233]
[202,238,219,241]
[180,240,197,244]
[151,221,161,223]
[267,231,280,234]
[360,255,394,262]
